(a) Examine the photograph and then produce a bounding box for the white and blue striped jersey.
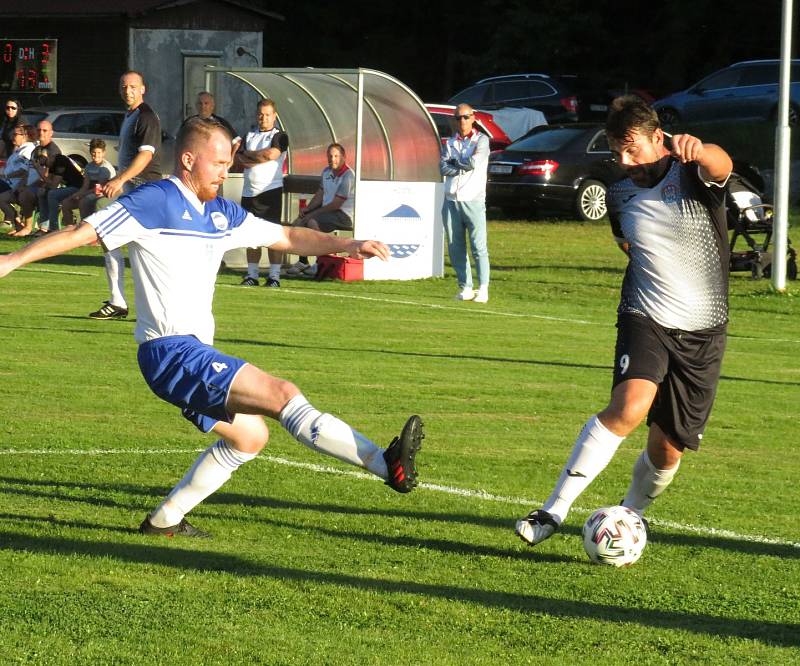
[85,176,284,345]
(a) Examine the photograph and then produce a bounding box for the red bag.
[314,254,364,281]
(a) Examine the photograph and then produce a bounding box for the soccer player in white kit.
[515,96,733,547]
[0,117,424,537]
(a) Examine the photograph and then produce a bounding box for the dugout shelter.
[207,66,445,280]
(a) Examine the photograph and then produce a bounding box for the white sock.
[148,440,257,527]
[279,394,388,478]
[542,415,625,524]
[622,451,680,516]
[104,248,127,308]
[246,262,260,279]
[268,263,282,280]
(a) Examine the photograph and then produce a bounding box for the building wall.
[131,28,263,138]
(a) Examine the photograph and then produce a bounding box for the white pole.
[354,69,365,235]
[771,0,794,292]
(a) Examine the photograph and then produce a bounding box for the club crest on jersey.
[661,183,680,204]
[211,212,229,231]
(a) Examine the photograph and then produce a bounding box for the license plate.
[590,104,608,112]
[489,164,513,174]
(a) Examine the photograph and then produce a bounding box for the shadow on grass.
[0,528,797,648]
[1,476,797,560]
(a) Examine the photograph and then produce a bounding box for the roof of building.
[0,0,283,20]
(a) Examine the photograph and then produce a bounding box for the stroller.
[726,160,797,280]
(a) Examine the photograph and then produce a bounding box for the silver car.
[22,107,174,173]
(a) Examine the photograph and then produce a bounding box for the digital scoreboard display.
[0,39,57,94]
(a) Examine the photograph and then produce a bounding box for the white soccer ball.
[582,506,647,567]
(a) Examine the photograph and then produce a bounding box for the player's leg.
[242,246,263,285]
[442,200,473,299]
[89,248,128,319]
[516,314,666,545]
[142,413,268,536]
[621,423,683,518]
[622,326,726,517]
[227,363,423,492]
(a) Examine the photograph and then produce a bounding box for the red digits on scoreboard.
[2,43,11,64]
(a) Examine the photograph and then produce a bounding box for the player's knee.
[229,417,269,454]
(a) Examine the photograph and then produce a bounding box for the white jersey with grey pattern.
[608,159,730,331]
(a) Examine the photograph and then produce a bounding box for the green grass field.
[1,218,798,665]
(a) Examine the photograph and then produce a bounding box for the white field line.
[1,447,797,550]
[15,266,800,342]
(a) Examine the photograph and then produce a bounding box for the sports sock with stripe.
[622,450,680,516]
[148,439,256,528]
[279,394,388,478]
[542,414,625,524]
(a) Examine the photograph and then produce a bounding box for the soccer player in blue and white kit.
[0,117,424,537]
[516,96,733,547]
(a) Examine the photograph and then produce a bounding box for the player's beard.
[196,181,221,202]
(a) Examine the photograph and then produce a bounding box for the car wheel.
[68,154,88,169]
[658,107,680,127]
[576,180,607,221]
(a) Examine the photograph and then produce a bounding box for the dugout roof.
[205,67,442,183]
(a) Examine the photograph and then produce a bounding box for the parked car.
[486,123,624,221]
[447,74,579,123]
[653,59,800,127]
[425,103,512,152]
[22,107,175,173]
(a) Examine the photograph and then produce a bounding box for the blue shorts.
[137,335,247,433]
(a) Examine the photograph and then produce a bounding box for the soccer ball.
[582,506,647,567]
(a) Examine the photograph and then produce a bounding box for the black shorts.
[612,313,727,451]
[241,187,283,223]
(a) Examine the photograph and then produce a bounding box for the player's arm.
[270,226,388,261]
[236,146,281,167]
[670,134,732,183]
[0,222,98,278]
[104,150,153,198]
[297,188,324,218]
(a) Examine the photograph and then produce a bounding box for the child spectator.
[60,139,116,227]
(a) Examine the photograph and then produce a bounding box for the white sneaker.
[456,287,475,301]
[474,285,489,303]
[285,261,310,276]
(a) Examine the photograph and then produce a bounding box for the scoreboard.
[0,39,57,93]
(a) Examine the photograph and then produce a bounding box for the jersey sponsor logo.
[182,209,192,220]
[211,211,229,230]
[661,183,680,204]
[211,362,228,373]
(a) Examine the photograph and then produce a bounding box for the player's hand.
[348,239,389,261]
[103,178,124,198]
[670,134,705,164]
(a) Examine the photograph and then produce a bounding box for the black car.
[447,74,579,123]
[487,123,625,221]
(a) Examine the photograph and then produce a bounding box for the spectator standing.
[285,143,354,278]
[235,98,287,287]
[0,125,36,235]
[440,103,491,303]
[90,70,162,321]
[187,91,241,155]
[0,98,23,159]
[515,96,733,548]
[60,139,116,226]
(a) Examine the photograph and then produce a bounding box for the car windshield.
[508,127,586,152]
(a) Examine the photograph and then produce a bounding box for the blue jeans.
[442,199,490,289]
[40,186,79,231]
